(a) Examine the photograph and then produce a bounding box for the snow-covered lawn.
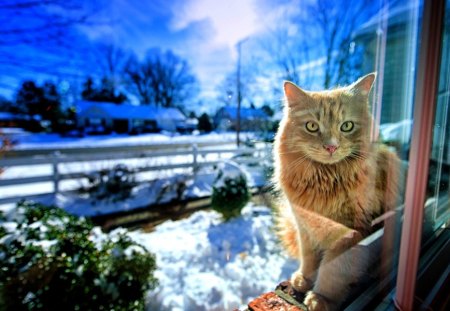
[1,162,268,218]
[1,130,271,218]
[1,130,294,310]
[0,199,295,311]
[9,131,255,150]
[129,203,296,311]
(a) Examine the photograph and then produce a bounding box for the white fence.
[0,142,272,205]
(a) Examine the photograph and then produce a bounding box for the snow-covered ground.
[1,130,286,310]
[1,130,271,214]
[1,130,284,310]
[129,203,296,311]
[0,198,296,311]
[8,131,255,150]
[12,164,267,218]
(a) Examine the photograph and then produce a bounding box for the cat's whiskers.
[287,154,309,170]
[342,157,354,169]
[277,149,304,155]
[349,152,367,161]
[280,143,308,155]
[279,152,303,156]
[354,149,368,155]
[303,156,315,174]
[285,142,306,148]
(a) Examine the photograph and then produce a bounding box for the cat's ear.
[284,81,309,107]
[349,73,376,97]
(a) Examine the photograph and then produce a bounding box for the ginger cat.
[273,73,400,311]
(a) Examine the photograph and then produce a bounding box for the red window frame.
[394,0,446,309]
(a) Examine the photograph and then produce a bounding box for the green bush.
[211,163,251,221]
[0,201,157,311]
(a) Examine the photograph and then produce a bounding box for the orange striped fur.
[273,74,400,311]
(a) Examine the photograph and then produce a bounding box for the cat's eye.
[340,121,354,132]
[305,121,319,132]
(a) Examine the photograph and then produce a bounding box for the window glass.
[271,1,422,310]
[2,1,448,310]
[425,0,450,236]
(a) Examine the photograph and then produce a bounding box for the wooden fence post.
[52,151,60,194]
[192,144,198,175]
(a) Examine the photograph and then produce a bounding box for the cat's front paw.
[331,230,363,252]
[304,291,332,311]
[291,270,313,293]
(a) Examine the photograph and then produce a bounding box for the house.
[75,101,188,134]
[0,112,25,128]
[0,112,43,132]
[213,106,271,131]
[353,2,449,165]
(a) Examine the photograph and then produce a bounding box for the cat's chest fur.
[279,152,377,230]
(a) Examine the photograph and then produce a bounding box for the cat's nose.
[323,144,339,154]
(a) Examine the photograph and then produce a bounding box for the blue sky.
[81,0,285,101]
[0,0,286,109]
[0,0,384,113]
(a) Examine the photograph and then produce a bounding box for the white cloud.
[171,0,260,53]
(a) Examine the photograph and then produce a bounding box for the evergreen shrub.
[211,162,251,220]
[0,201,157,310]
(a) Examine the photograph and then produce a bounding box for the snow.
[9,131,254,150]
[123,245,146,258]
[129,203,296,311]
[1,129,269,219]
[12,166,261,218]
[1,130,293,310]
[213,161,250,189]
[1,198,296,310]
[379,119,412,144]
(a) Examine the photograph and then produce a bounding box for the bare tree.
[259,21,314,87]
[124,49,198,107]
[259,0,376,89]
[91,43,130,86]
[82,43,130,103]
[0,1,107,82]
[307,0,374,88]
[216,38,262,107]
[257,3,317,90]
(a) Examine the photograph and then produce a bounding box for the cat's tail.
[275,199,300,258]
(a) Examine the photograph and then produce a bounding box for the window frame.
[394,0,447,309]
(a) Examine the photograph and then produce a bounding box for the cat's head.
[280,73,376,164]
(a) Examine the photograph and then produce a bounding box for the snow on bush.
[130,203,296,311]
[0,201,157,310]
[80,164,138,203]
[211,161,251,220]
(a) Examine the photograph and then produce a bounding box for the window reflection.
[273,2,423,309]
[426,0,450,235]
[0,0,449,310]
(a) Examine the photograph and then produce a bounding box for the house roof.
[0,112,29,120]
[0,112,17,120]
[76,101,186,121]
[218,107,269,120]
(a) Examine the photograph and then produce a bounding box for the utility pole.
[236,40,242,147]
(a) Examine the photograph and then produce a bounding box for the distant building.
[0,112,26,128]
[76,101,188,134]
[214,106,270,131]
